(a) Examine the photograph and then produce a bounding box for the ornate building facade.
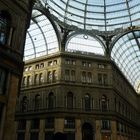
[16,51,140,140]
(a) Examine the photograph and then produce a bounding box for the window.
[48,61,53,66]
[0,11,10,45]
[98,73,108,85]
[45,117,54,129]
[31,119,40,129]
[81,71,86,83]
[34,74,39,85]
[84,94,91,111]
[48,92,54,109]
[30,132,38,140]
[87,72,92,83]
[53,70,57,82]
[67,92,73,109]
[65,70,70,81]
[45,132,54,140]
[101,95,108,111]
[35,64,39,69]
[101,120,110,130]
[53,60,57,65]
[72,60,76,65]
[47,71,52,83]
[40,63,44,68]
[17,132,25,140]
[0,68,7,94]
[21,96,28,112]
[98,64,105,69]
[18,120,26,130]
[34,94,40,110]
[27,75,32,86]
[39,73,44,84]
[82,61,86,67]
[65,59,70,64]
[64,118,75,128]
[71,70,75,81]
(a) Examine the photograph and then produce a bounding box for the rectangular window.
[98,73,108,85]
[45,132,54,140]
[101,120,110,130]
[64,118,75,129]
[45,117,54,129]
[17,132,25,140]
[98,64,105,68]
[31,119,40,129]
[30,132,38,140]
[65,70,70,81]
[65,59,70,64]
[18,120,26,130]
[82,61,86,67]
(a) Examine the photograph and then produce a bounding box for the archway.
[82,122,94,140]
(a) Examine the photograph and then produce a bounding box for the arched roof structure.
[24,9,59,60]
[41,0,140,32]
[24,0,140,93]
[111,30,140,90]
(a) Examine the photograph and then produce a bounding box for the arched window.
[21,96,28,112]
[101,95,108,111]
[22,76,26,86]
[34,74,39,85]
[0,11,11,45]
[67,92,73,109]
[53,70,57,82]
[47,71,52,83]
[39,73,44,84]
[48,92,54,109]
[34,94,40,110]
[84,94,91,111]
[27,75,31,86]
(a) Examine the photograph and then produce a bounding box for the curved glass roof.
[111,31,140,91]
[24,9,59,61]
[41,0,140,31]
[66,34,104,55]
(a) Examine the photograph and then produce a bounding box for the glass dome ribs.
[66,34,105,55]
[41,0,140,32]
[111,31,140,92]
[24,9,59,61]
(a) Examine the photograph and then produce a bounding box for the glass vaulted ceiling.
[41,0,140,31]
[24,9,59,61]
[111,31,140,92]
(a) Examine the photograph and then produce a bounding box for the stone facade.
[15,52,140,140]
[0,0,33,140]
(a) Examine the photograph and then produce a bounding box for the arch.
[82,122,94,140]
[66,33,105,55]
[24,9,59,60]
